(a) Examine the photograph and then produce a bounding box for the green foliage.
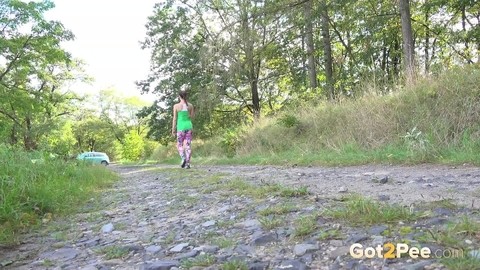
[277,114,300,128]
[0,145,118,244]
[121,130,145,161]
[293,214,318,237]
[180,254,216,269]
[0,0,81,150]
[220,129,241,157]
[97,245,129,260]
[221,260,248,270]
[325,195,415,225]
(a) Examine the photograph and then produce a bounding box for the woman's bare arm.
[171,105,177,135]
[189,104,195,119]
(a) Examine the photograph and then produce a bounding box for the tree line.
[0,1,155,159]
[138,0,479,143]
[1,0,478,155]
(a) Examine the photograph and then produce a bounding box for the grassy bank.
[151,65,480,166]
[0,146,118,244]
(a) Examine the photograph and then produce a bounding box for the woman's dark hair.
[179,90,188,105]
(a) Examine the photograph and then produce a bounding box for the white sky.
[45,0,158,103]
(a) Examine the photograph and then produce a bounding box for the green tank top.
[177,104,193,131]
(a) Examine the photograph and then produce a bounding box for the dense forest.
[1,0,479,161]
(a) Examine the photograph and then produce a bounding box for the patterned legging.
[176,130,193,162]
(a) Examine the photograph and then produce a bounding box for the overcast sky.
[45,0,158,102]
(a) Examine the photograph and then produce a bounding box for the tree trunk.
[10,126,17,145]
[23,116,37,150]
[399,0,415,84]
[304,0,317,89]
[320,0,334,100]
[241,1,260,119]
[424,1,430,73]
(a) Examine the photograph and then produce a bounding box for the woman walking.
[172,91,194,168]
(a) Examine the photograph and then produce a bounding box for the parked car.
[76,152,110,165]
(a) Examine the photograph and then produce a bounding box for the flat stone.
[424,217,448,227]
[274,260,307,270]
[202,220,216,227]
[378,195,390,201]
[218,205,230,212]
[79,266,97,270]
[193,245,219,254]
[140,260,180,270]
[0,260,13,267]
[346,234,368,243]
[434,208,453,216]
[328,246,350,260]
[301,253,313,264]
[329,240,343,247]
[371,235,384,246]
[293,244,319,256]
[124,245,144,253]
[252,233,278,246]
[83,238,100,248]
[369,225,388,235]
[170,243,189,253]
[173,250,199,260]
[103,259,124,265]
[39,248,78,261]
[101,223,114,233]
[234,244,255,255]
[248,261,269,270]
[242,219,261,228]
[404,260,434,270]
[146,245,162,254]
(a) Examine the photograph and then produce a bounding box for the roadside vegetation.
[0,145,118,244]
[151,66,480,166]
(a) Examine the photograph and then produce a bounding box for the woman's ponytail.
[179,90,188,106]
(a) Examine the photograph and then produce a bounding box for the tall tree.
[304,0,317,90]
[0,0,79,150]
[319,0,334,99]
[399,0,415,83]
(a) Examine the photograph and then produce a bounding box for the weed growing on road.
[222,260,249,270]
[441,255,480,270]
[325,194,415,225]
[259,216,284,230]
[258,203,297,216]
[210,236,236,249]
[317,228,344,240]
[294,214,318,237]
[279,186,309,197]
[181,254,216,268]
[97,245,129,259]
[418,216,480,249]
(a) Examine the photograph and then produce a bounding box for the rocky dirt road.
[2,164,480,270]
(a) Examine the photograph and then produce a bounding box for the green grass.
[325,195,415,226]
[318,228,344,240]
[293,214,318,237]
[210,236,236,249]
[418,216,480,249]
[258,216,284,230]
[0,146,118,244]
[258,203,297,216]
[180,254,216,269]
[441,255,480,270]
[97,245,129,259]
[222,260,249,270]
